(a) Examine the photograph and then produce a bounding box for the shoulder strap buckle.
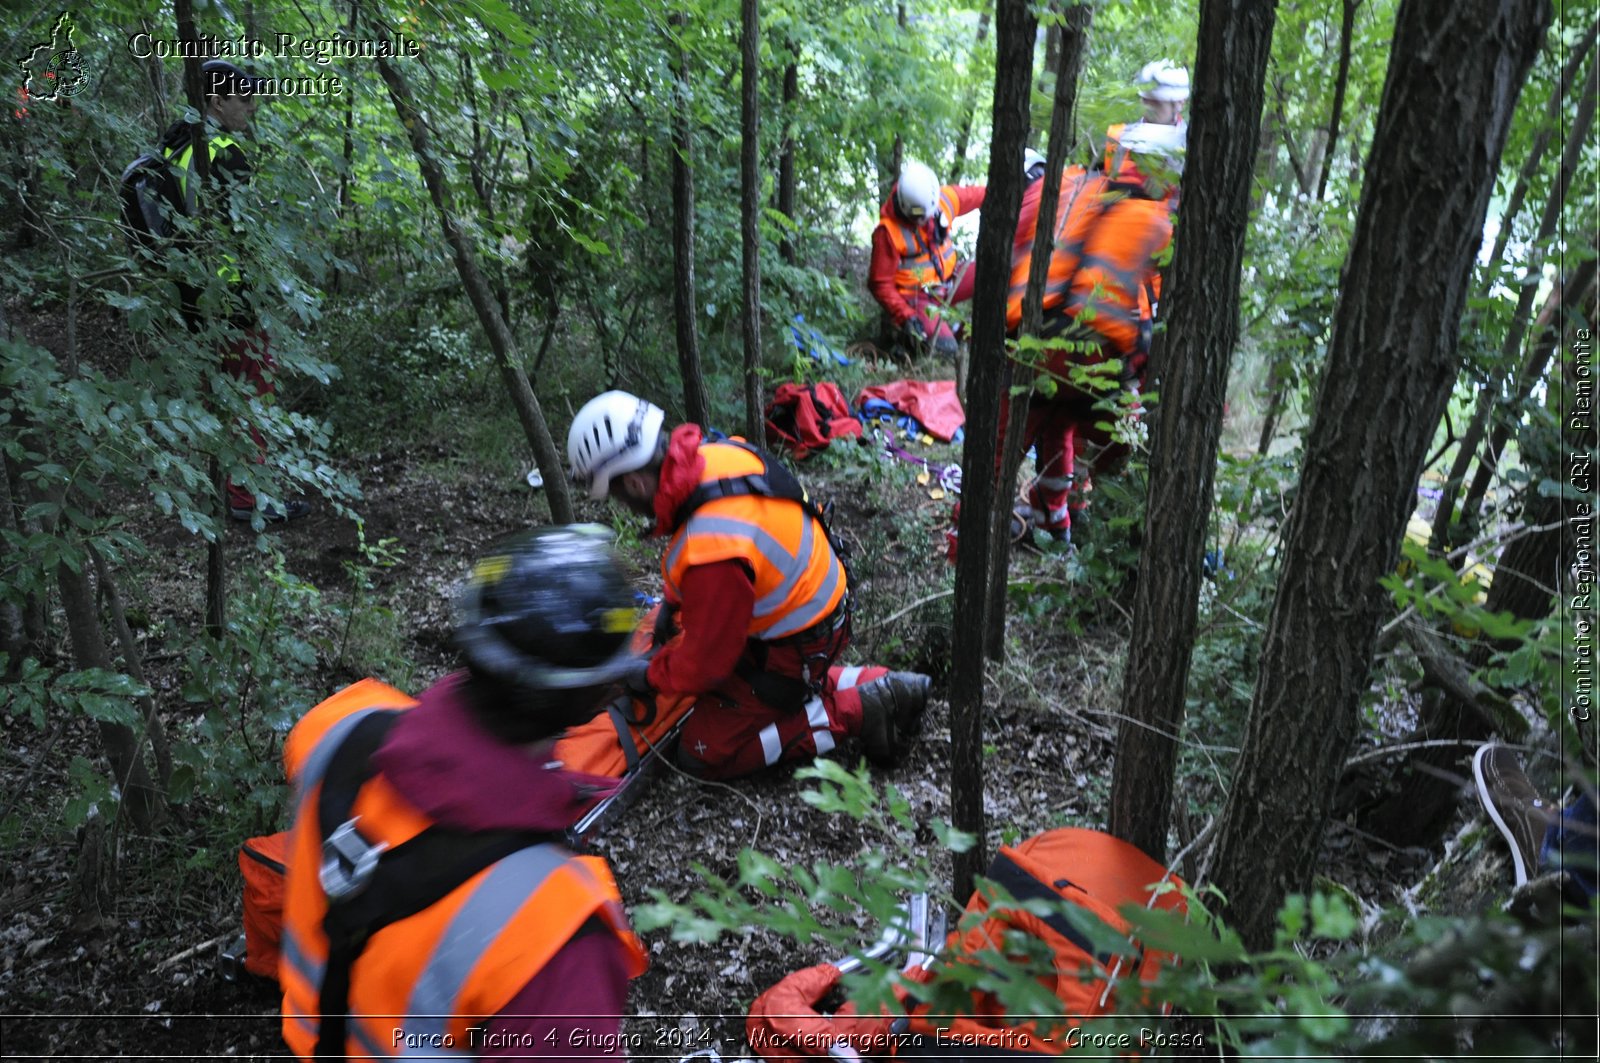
[319,819,388,901]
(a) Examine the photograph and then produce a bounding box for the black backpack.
[118,150,187,250]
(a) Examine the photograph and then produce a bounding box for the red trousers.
[675,636,889,780]
[222,328,274,510]
[998,386,1135,534]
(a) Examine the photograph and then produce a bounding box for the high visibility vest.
[1004,170,1171,358]
[165,128,246,284]
[879,186,964,297]
[662,442,848,641]
[278,680,647,1060]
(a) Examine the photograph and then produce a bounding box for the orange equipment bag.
[237,831,291,980]
[747,827,1188,1059]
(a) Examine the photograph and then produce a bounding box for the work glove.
[933,331,959,358]
[901,317,928,349]
[621,656,653,696]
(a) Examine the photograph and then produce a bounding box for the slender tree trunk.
[58,560,164,833]
[777,43,799,266]
[1316,0,1361,201]
[1211,0,1549,947]
[1361,261,1596,845]
[740,0,763,440]
[949,0,1037,903]
[0,444,46,664]
[174,0,230,637]
[669,14,711,427]
[1456,69,1597,521]
[1484,19,1597,276]
[1431,29,1596,547]
[338,1,358,226]
[91,547,173,787]
[376,59,574,522]
[984,2,1090,663]
[948,12,992,185]
[1108,0,1280,863]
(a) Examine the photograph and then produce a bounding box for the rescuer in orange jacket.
[278,527,647,1060]
[869,160,986,358]
[1103,60,1189,177]
[568,390,931,780]
[1001,126,1181,543]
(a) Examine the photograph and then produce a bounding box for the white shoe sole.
[1473,745,1530,887]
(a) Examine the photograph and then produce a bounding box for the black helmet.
[202,59,268,97]
[453,525,637,693]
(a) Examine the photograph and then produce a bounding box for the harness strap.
[312,711,559,1062]
[985,852,1120,968]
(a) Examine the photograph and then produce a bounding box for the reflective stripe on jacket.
[1004,170,1171,360]
[662,443,847,641]
[165,130,245,283]
[879,186,963,297]
[278,680,647,1060]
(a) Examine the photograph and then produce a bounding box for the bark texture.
[1210,0,1551,947]
[984,2,1091,664]
[669,12,711,426]
[376,58,574,522]
[948,0,1036,903]
[1108,0,1280,861]
[739,0,763,441]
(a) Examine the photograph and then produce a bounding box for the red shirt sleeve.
[952,184,987,216]
[869,224,915,325]
[647,559,754,694]
[481,918,631,1058]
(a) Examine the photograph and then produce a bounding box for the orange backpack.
[226,616,689,985]
[236,832,291,980]
[748,827,1187,1058]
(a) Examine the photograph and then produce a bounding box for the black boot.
[857,672,931,765]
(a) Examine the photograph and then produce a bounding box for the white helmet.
[1023,148,1047,180]
[1114,121,1187,177]
[1136,60,1190,103]
[895,161,940,220]
[567,390,665,501]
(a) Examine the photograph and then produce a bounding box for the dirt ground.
[0,307,1458,1060]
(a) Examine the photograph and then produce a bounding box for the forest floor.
[0,310,1511,1059]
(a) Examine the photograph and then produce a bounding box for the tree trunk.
[175,0,230,637]
[58,559,164,833]
[338,1,359,227]
[984,2,1090,663]
[1316,0,1361,201]
[376,59,574,523]
[1456,70,1597,521]
[1483,19,1597,277]
[1360,262,1596,845]
[948,12,992,186]
[1107,0,1280,863]
[949,0,1037,903]
[669,12,711,427]
[740,0,763,441]
[91,548,174,787]
[1431,29,1596,548]
[0,447,45,666]
[1210,0,1549,948]
[777,44,799,266]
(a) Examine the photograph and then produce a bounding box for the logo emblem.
[17,12,89,104]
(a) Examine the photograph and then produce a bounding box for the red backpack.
[765,382,862,459]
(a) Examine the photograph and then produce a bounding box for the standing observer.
[153,59,308,523]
